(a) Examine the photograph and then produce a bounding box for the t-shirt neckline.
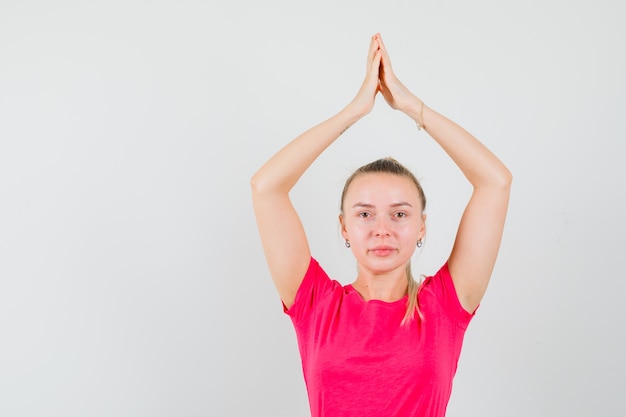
[345,284,409,306]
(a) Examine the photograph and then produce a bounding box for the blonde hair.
[340,157,426,326]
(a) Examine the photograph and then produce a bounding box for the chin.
[360,258,408,274]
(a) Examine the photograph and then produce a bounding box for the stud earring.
[417,239,423,248]
[345,240,351,248]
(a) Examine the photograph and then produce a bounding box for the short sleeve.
[283,257,339,324]
[421,262,476,329]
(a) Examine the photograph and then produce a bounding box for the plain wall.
[1,0,624,416]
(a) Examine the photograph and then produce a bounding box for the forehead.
[345,173,420,204]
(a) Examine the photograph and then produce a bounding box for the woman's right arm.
[251,35,382,308]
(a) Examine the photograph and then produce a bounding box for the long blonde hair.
[340,157,426,326]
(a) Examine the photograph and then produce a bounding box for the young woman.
[251,33,512,417]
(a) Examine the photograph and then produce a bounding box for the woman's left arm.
[376,34,512,313]
[419,106,512,313]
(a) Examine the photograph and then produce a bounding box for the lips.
[370,246,395,256]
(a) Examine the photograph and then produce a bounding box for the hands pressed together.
[349,33,423,119]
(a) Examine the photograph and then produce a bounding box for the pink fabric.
[285,257,474,417]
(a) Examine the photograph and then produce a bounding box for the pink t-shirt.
[285,257,474,417]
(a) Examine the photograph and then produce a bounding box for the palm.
[348,35,382,116]
[378,55,414,112]
[379,72,403,110]
[350,34,418,117]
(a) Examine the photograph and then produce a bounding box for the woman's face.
[340,173,426,276]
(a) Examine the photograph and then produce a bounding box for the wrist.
[329,105,362,136]
[403,97,427,130]
[403,96,423,119]
[341,101,369,123]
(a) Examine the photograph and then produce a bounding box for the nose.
[374,217,391,237]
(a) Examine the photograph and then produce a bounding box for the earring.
[417,239,423,248]
[345,240,351,248]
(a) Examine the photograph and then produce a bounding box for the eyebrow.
[352,202,414,209]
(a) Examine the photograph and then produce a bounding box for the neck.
[352,268,408,302]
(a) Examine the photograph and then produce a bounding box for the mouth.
[370,246,395,256]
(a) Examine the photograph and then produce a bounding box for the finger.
[361,52,381,94]
[366,34,379,65]
[376,33,393,70]
[369,49,382,79]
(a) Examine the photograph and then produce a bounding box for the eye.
[394,212,407,218]
[358,211,372,218]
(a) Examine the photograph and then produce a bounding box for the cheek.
[344,221,372,242]
[348,224,369,238]
[399,221,422,238]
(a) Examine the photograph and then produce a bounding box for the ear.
[339,214,348,240]
[418,214,427,241]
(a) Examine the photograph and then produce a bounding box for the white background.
[1,0,624,416]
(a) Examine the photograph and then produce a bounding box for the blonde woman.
[251,33,512,417]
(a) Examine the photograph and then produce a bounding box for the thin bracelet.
[416,100,426,131]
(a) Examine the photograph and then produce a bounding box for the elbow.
[250,171,265,195]
[478,167,512,193]
[250,170,282,197]
[491,160,513,190]
[493,169,512,194]
[500,167,513,189]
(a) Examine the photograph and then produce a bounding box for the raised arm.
[376,34,512,313]
[251,36,382,308]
